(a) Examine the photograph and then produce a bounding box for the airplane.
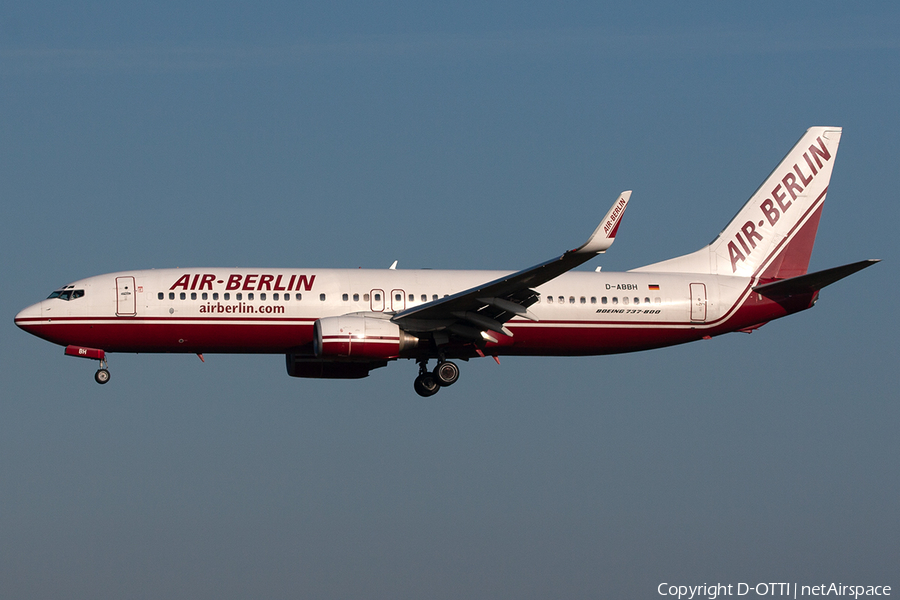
[15,126,879,396]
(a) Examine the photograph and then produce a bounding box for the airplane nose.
[14,302,43,332]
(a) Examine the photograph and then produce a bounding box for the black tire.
[433,361,460,387]
[414,373,440,397]
[94,369,110,384]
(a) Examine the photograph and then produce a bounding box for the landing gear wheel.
[433,361,460,387]
[414,373,440,397]
[94,369,110,384]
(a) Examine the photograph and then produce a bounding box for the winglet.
[574,191,631,254]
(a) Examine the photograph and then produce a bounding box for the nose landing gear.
[64,345,110,384]
[413,358,460,397]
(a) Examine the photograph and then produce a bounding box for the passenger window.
[364,294,370,301]
[248,293,254,301]
[260,293,266,301]
[612,297,618,305]
[644,297,650,304]
[236,293,242,300]
[180,292,186,300]
[213,293,219,300]
[169,292,175,300]
[224,293,230,301]
[353,294,359,301]
[633,297,639,305]
[421,294,427,302]
[202,292,208,300]
[409,294,414,302]
[432,294,438,301]
[569,296,575,304]
[547,296,554,304]
[623,297,629,305]
[558,296,564,304]
[319,294,326,301]
[601,297,607,304]
[654,297,661,304]
[342,294,349,301]
[374,293,381,301]
[191,292,197,300]
[273,293,279,301]
[158,292,164,300]
[590,297,596,304]
[296,293,302,301]
[580,297,586,304]
[395,294,402,302]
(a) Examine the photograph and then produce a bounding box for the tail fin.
[633,127,842,279]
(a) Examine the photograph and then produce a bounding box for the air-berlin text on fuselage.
[168,273,316,292]
[726,136,832,273]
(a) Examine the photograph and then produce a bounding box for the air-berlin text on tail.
[169,273,316,292]
[726,136,832,273]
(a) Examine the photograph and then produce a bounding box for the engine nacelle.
[313,315,418,360]
[285,355,385,379]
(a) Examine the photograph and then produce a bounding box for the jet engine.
[313,315,418,359]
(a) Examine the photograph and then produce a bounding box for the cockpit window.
[47,289,84,301]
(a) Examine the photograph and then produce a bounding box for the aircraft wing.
[391,191,631,341]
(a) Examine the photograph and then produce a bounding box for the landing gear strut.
[413,358,460,397]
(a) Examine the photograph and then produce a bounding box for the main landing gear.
[413,358,460,397]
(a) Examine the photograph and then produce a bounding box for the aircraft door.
[690,283,707,322]
[391,289,406,312]
[116,276,137,317]
[370,289,385,312]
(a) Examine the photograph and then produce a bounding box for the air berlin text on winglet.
[168,273,317,292]
[603,196,628,236]
[726,135,832,273]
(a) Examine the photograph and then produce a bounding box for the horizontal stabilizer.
[753,259,880,298]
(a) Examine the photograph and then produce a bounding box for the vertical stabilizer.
[633,127,842,278]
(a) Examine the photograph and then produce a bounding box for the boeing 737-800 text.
[15,127,878,396]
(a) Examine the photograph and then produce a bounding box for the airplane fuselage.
[15,267,808,357]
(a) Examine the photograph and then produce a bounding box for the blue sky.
[1,3,898,598]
